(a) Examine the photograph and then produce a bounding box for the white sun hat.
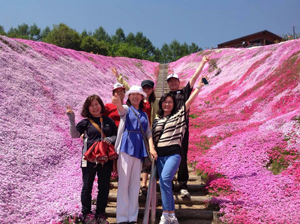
[125,85,147,98]
[167,73,179,81]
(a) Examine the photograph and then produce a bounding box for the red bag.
[84,141,109,163]
[84,118,118,164]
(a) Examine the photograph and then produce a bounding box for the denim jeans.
[157,154,181,211]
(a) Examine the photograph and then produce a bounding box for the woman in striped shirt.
[152,76,208,224]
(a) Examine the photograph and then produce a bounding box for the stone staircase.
[104,64,221,223]
[154,64,170,98]
[105,166,221,224]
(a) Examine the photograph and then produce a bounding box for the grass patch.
[189,113,199,119]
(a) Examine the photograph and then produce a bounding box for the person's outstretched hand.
[111,67,119,78]
[202,55,210,63]
[112,92,121,106]
[66,105,74,114]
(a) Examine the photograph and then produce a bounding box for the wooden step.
[105,207,214,221]
[108,192,211,205]
[110,182,206,192]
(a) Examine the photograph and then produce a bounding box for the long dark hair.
[81,94,106,117]
[126,95,144,110]
[148,91,156,104]
[156,93,177,117]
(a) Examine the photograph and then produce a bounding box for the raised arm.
[189,56,210,88]
[186,76,208,111]
[111,67,130,91]
[112,92,125,114]
[66,105,81,138]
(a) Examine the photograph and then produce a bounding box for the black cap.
[141,80,154,88]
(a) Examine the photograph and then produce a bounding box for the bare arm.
[148,136,157,160]
[112,67,130,91]
[145,119,158,160]
[186,77,207,111]
[189,56,210,88]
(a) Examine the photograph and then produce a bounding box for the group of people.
[66,55,210,224]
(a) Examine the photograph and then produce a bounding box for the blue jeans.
[157,154,181,211]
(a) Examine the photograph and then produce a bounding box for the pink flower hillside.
[169,39,300,223]
[0,35,158,223]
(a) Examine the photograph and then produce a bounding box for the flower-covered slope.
[1,35,300,224]
[169,40,300,224]
[0,35,158,223]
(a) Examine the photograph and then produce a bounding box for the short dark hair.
[81,94,106,118]
[156,93,177,117]
[126,94,144,110]
[112,89,125,96]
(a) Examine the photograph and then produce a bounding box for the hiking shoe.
[83,213,97,224]
[180,189,190,198]
[159,215,171,224]
[169,215,179,224]
[141,186,147,196]
[96,213,109,224]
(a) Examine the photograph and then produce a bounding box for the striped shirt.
[152,106,187,156]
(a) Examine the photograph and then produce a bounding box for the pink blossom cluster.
[169,39,300,223]
[0,35,158,223]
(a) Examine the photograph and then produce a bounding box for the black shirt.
[76,116,117,149]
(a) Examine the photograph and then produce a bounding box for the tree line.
[0,23,202,63]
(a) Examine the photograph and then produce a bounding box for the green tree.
[40,26,51,41]
[111,28,126,43]
[126,32,135,45]
[80,36,108,55]
[29,23,41,40]
[44,23,81,50]
[93,26,111,43]
[134,32,155,60]
[113,42,144,59]
[80,29,89,39]
[169,40,182,61]
[189,42,201,53]
[160,43,171,62]
[17,23,30,38]
[0,25,6,35]
[7,27,19,38]
[153,47,163,62]
[7,23,30,39]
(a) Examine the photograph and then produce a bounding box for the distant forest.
[0,23,204,63]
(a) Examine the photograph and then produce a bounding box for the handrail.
[161,63,166,97]
[142,160,157,224]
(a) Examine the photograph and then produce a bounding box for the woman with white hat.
[112,85,157,224]
[111,67,159,196]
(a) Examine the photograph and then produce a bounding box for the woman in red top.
[103,83,126,128]
[111,67,159,196]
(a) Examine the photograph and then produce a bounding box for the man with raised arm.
[167,55,209,198]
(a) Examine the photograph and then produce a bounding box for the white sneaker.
[159,215,171,224]
[169,215,179,224]
[180,189,190,198]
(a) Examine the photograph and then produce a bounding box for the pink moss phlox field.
[0,35,158,223]
[2,35,300,224]
[169,39,300,223]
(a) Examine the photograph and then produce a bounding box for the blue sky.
[0,0,299,49]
